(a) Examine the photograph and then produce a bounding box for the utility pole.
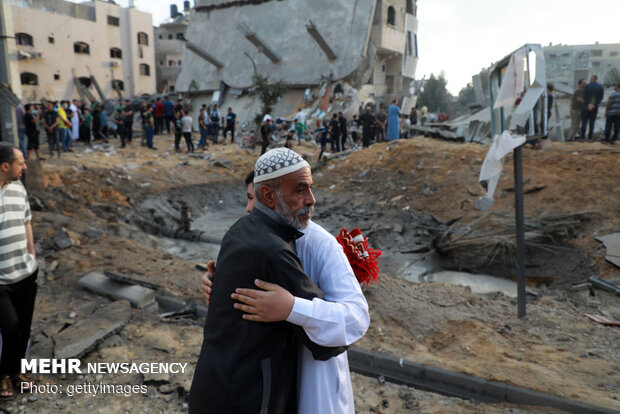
[0,0,18,145]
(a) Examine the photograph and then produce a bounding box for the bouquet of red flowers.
[336,228,382,286]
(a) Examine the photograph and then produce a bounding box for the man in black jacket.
[189,148,343,414]
[580,75,605,141]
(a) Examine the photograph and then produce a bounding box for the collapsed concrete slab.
[595,233,620,268]
[78,271,156,308]
[53,300,131,359]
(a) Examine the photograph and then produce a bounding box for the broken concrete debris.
[78,271,156,309]
[54,300,131,359]
[53,228,75,251]
[595,233,620,268]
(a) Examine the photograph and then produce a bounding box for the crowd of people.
[260,102,425,160]
[12,96,240,158]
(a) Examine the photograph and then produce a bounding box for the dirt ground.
[1,133,619,413]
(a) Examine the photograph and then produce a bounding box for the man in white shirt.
[202,169,369,414]
[181,111,194,153]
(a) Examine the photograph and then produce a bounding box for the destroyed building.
[175,0,419,123]
[543,42,620,89]
[154,2,190,94]
[2,0,156,102]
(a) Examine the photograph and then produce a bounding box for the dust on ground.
[2,134,619,413]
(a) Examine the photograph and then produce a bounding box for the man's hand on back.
[200,260,216,305]
[231,279,294,322]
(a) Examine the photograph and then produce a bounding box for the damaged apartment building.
[2,0,156,103]
[175,0,419,123]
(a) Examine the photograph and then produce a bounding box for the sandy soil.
[1,133,618,413]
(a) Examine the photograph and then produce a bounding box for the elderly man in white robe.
[202,149,369,414]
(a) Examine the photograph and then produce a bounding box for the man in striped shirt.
[0,142,37,400]
[604,83,620,143]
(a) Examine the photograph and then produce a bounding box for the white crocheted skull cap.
[254,147,311,184]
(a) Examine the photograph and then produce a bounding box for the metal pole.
[514,145,526,318]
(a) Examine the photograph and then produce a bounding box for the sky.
[76,0,618,95]
[416,0,620,94]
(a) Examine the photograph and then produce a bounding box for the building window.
[158,34,162,39]
[590,49,603,57]
[140,63,150,76]
[15,33,33,46]
[386,6,396,26]
[137,32,149,46]
[78,77,92,87]
[178,60,182,66]
[110,47,122,59]
[176,33,185,40]
[20,72,38,85]
[611,51,619,57]
[414,34,418,57]
[168,34,173,40]
[406,31,412,56]
[406,0,414,14]
[48,36,55,44]
[169,85,175,92]
[592,61,601,68]
[107,15,120,26]
[111,80,124,91]
[54,74,60,80]
[74,41,90,54]
[168,60,176,66]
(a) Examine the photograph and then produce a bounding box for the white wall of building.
[7,0,155,102]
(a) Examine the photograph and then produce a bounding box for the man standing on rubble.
[189,148,348,413]
[163,96,174,134]
[604,83,620,143]
[0,143,38,400]
[259,114,272,155]
[386,99,401,141]
[580,75,604,141]
[568,79,586,141]
[375,104,387,143]
[359,106,375,148]
[224,107,236,144]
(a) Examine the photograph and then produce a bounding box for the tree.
[457,83,475,107]
[417,72,452,114]
[248,74,285,129]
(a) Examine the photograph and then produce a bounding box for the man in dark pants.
[42,101,60,158]
[123,99,133,144]
[163,96,174,134]
[224,107,236,144]
[375,105,387,143]
[604,83,620,143]
[0,143,38,400]
[580,75,605,141]
[338,112,347,151]
[329,114,340,151]
[359,106,375,148]
[154,97,165,135]
[189,148,344,413]
[260,115,272,155]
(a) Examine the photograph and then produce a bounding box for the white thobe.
[287,220,370,414]
[70,104,79,140]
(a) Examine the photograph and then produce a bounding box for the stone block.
[78,271,155,308]
[54,300,131,359]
